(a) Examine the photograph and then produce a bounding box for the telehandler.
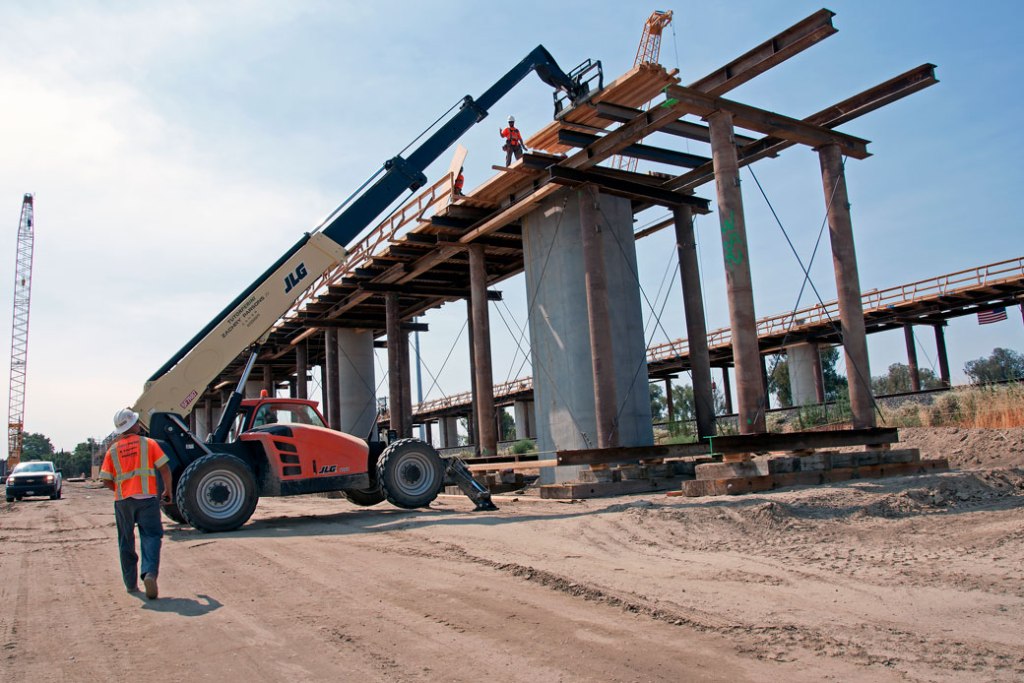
[128,47,602,532]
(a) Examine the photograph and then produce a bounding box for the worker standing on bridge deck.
[500,115,526,166]
[454,166,465,196]
[99,408,173,599]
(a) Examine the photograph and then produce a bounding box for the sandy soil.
[1,428,1022,682]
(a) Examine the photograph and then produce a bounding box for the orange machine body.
[235,397,372,496]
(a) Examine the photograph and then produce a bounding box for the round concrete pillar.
[336,329,376,438]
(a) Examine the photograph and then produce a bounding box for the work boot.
[142,573,159,600]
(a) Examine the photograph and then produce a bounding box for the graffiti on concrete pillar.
[720,211,744,268]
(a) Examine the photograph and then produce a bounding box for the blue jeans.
[114,496,163,589]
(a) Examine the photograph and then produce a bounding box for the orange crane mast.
[612,10,675,173]
[6,194,35,471]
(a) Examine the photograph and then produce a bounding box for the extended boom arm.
[133,46,598,426]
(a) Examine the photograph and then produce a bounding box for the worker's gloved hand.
[161,491,172,503]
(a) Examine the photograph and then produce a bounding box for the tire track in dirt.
[48,497,134,682]
[219,526,745,682]
[158,528,390,681]
[372,534,1024,680]
[0,554,30,683]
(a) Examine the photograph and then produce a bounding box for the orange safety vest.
[100,435,168,501]
[502,126,523,147]
[455,173,464,191]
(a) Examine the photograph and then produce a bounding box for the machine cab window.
[250,404,326,429]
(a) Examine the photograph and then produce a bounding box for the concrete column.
[812,347,826,402]
[324,329,341,429]
[934,324,951,387]
[465,299,477,450]
[673,204,716,438]
[513,400,535,439]
[578,184,619,448]
[469,244,497,457]
[244,380,262,399]
[707,109,765,433]
[903,324,921,392]
[336,328,376,438]
[385,293,407,438]
[819,143,875,428]
[425,420,433,446]
[523,188,653,484]
[787,343,821,406]
[720,367,733,414]
[439,416,460,448]
[295,342,308,399]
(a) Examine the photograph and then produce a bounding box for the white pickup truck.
[5,461,62,502]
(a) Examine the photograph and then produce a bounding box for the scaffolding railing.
[406,256,1024,418]
[646,256,1024,363]
[273,173,457,332]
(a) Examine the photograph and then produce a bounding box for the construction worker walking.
[500,115,526,166]
[99,408,173,599]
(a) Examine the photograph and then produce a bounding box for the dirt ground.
[1,428,1022,682]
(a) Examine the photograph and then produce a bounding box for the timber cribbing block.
[679,456,947,497]
[693,448,921,480]
[539,479,669,500]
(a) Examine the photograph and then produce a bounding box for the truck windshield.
[251,405,326,429]
[13,462,53,473]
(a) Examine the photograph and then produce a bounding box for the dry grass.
[881,383,1024,429]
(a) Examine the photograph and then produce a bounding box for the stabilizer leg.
[444,457,499,511]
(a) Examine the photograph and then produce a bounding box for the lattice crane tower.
[612,10,675,173]
[7,194,35,470]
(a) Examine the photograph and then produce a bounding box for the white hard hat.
[113,408,140,434]
[508,115,515,123]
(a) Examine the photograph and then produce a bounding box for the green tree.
[669,383,727,419]
[74,438,101,467]
[499,410,516,441]
[871,362,944,395]
[821,346,850,401]
[767,353,792,407]
[649,383,666,421]
[51,448,91,478]
[21,432,54,461]
[964,348,1024,384]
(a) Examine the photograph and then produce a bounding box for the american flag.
[977,307,1008,325]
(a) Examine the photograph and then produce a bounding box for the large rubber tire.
[376,439,445,509]
[176,453,259,533]
[343,485,386,507]
[161,502,188,524]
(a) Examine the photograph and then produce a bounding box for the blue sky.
[0,1,1022,450]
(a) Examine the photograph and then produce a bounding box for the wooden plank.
[466,459,556,473]
[539,479,666,500]
[680,458,948,498]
